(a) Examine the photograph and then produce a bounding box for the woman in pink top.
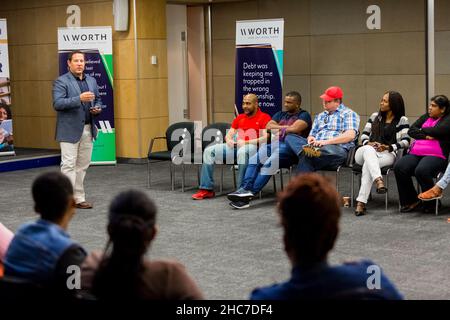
[394,95,450,213]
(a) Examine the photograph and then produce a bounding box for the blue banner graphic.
[235,19,284,117]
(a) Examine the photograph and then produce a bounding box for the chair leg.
[351,172,355,208]
[220,166,224,193]
[273,174,277,193]
[147,161,151,189]
[232,165,237,189]
[335,170,339,193]
[259,191,262,199]
[170,163,174,191]
[433,176,440,216]
[280,169,284,191]
[197,165,200,187]
[385,173,389,211]
[181,164,185,192]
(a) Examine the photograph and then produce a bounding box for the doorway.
[166,4,208,125]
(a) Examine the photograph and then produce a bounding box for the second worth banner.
[235,19,284,117]
[57,26,116,165]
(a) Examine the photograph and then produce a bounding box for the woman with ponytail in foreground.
[81,189,203,300]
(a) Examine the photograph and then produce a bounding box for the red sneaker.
[192,189,215,200]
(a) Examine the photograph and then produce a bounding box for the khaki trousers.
[60,125,93,204]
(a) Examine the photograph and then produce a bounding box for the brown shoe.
[302,144,321,157]
[76,201,93,209]
[342,196,351,208]
[400,200,422,213]
[418,186,443,201]
[375,177,387,194]
[354,201,366,216]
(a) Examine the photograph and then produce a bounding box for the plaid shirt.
[310,104,360,150]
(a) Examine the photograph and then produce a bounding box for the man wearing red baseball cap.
[285,86,360,173]
[320,86,344,101]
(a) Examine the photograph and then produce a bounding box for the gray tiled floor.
[0,162,449,299]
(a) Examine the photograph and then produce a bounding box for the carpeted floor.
[0,162,449,299]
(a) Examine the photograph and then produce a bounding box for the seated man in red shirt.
[192,93,271,200]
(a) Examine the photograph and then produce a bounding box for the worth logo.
[98,121,113,134]
[240,27,280,36]
[62,33,108,42]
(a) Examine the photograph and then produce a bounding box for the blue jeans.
[199,143,257,190]
[240,141,299,193]
[295,143,348,173]
[284,134,308,155]
[437,162,450,190]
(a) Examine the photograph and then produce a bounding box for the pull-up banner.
[0,19,14,156]
[57,26,116,165]
[235,19,284,117]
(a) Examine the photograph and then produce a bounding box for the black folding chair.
[147,121,195,192]
[197,122,235,193]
